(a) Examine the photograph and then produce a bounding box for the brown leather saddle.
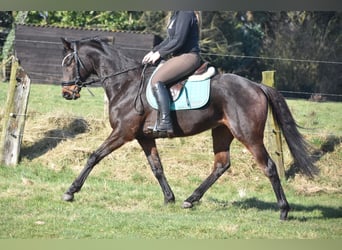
[169,62,209,101]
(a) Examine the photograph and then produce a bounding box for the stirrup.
[146,122,173,138]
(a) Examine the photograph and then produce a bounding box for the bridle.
[61,40,142,100]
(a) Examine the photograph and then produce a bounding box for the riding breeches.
[151,52,201,86]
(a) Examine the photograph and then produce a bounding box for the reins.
[134,63,149,115]
[61,65,142,87]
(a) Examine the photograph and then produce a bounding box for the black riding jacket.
[152,11,200,58]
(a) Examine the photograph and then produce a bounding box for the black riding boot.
[152,82,174,136]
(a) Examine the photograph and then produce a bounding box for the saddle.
[169,62,215,101]
[146,62,216,111]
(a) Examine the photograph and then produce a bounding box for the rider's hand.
[142,51,154,64]
[149,51,161,64]
[142,51,161,64]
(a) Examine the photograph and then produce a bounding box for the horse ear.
[61,37,72,51]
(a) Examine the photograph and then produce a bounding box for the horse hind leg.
[183,126,233,208]
[249,144,290,220]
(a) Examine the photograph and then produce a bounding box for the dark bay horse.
[60,37,318,220]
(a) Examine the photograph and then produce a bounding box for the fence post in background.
[1,56,13,81]
[0,58,31,166]
[262,71,285,179]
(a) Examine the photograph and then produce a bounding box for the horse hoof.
[182,201,193,209]
[62,193,74,202]
[280,209,289,221]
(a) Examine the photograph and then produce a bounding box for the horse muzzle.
[62,85,81,100]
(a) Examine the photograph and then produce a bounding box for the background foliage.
[0,11,341,99]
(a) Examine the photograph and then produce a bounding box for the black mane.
[72,36,139,73]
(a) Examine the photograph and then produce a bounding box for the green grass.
[26,84,106,118]
[287,99,342,137]
[0,163,341,239]
[0,83,341,239]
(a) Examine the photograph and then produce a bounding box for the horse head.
[60,37,141,101]
[60,38,95,100]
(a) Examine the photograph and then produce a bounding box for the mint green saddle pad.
[146,78,211,110]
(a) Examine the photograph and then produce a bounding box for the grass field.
[0,83,341,239]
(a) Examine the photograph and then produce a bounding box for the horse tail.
[258,84,319,178]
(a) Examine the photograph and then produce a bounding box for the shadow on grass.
[209,197,342,221]
[286,134,341,178]
[21,118,89,160]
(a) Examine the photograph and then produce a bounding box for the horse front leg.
[183,126,233,208]
[63,130,124,202]
[137,137,175,204]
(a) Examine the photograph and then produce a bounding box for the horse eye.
[63,57,73,67]
[62,53,75,67]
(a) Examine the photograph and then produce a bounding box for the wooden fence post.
[0,58,31,166]
[1,56,13,81]
[262,71,285,179]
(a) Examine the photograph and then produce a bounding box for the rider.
[142,11,201,135]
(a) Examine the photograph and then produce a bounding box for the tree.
[1,11,27,80]
[0,11,14,61]
[200,11,266,81]
[140,11,168,37]
[25,11,145,31]
[261,11,342,98]
[2,11,27,60]
[312,12,342,97]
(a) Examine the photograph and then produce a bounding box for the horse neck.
[96,47,139,77]
[93,47,142,102]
